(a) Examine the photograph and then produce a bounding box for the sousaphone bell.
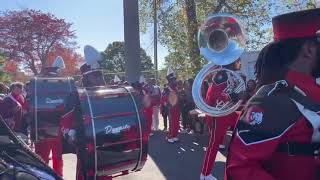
[192,14,246,117]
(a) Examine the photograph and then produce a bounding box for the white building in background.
[240,51,259,81]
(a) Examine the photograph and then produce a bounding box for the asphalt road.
[116,131,228,180]
[59,129,230,180]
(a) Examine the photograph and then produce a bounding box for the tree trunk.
[29,60,39,75]
[25,52,39,75]
[39,57,47,75]
[185,0,201,74]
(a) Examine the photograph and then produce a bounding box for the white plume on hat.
[52,56,65,69]
[114,75,121,83]
[84,45,102,69]
[139,75,145,84]
[167,66,175,76]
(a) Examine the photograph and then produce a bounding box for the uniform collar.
[286,70,320,100]
[10,92,20,99]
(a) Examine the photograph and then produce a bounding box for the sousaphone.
[192,14,246,117]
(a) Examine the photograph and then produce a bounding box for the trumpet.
[192,14,246,117]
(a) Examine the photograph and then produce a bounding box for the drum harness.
[266,80,320,158]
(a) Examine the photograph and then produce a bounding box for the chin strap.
[316,77,320,85]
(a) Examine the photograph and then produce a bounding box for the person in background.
[150,78,161,131]
[162,67,180,143]
[242,79,257,102]
[0,82,9,99]
[237,79,257,111]
[160,84,169,131]
[139,76,153,137]
[182,79,195,132]
[177,80,187,132]
[1,82,25,131]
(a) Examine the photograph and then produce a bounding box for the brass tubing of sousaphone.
[193,13,246,117]
[192,63,245,117]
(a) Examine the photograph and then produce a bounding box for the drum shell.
[27,77,77,141]
[77,86,148,178]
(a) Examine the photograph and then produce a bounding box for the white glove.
[67,129,76,144]
[200,173,217,180]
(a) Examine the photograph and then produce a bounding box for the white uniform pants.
[152,106,160,131]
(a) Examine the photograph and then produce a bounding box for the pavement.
[51,117,231,180]
[116,130,229,180]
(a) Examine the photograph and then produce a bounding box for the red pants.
[168,107,180,138]
[35,138,63,177]
[201,112,240,176]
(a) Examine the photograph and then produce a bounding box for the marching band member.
[226,8,320,180]
[149,78,161,131]
[162,67,180,143]
[132,75,153,137]
[160,84,169,131]
[200,59,242,180]
[34,56,66,177]
[59,46,111,180]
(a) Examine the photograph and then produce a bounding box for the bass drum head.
[28,77,76,142]
[77,86,147,179]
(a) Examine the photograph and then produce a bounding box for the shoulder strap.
[287,87,320,112]
[8,94,22,107]
[256,80,320,111]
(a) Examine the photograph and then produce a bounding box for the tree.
[140,0,317,76]
[0,53,12,84]
[0,9,76,75]
[2,56,31,83]
[100,41,154,82]
[273,0,316,12]
[3,60,17,74]
[185,0,201,73]
[140,0,272,73]
[46,45,84,76]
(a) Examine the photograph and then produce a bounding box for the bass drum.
[27,77,77,141]
[77,86,148,179]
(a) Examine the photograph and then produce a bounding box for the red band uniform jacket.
[226,71,320,180]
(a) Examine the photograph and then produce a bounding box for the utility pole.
[123,0,141,83]
[153,0,158,82]
[315,0,320,7]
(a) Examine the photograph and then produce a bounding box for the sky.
[0,0,168,68]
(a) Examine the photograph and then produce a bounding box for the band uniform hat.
[166,66,176,81]
[80,63,91,74]
[52,56,65,70]
[43,67,59,76]
[272,8,320,41]
[82,69,106,87]
[84,45,102,69]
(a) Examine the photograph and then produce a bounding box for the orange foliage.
[3,60,17,74]
[46,46,84,76]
